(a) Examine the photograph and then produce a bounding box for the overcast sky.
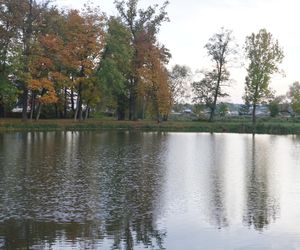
[54,0,300,103]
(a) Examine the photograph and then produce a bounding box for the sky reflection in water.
[1,132,300,249]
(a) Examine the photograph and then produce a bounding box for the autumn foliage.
[0,0,172,121]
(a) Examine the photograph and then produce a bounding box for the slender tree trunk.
[22,0,33,121]
[117,94,126,120]
[209,106,215,121]
[30,92,35,120]
[209,60,223,122]
[142,96,146,120]
[129,93,136,120]
[129,78,137,120]
[55,104,59,118]
[74,97,79,121]
[78,105,83,121]
[84,106,90,120]
[252,104,257,125]
[64,87,67,118]
[156,105,161,123]
[209,86,220,122]
[21,88,28,121]
[71,87,75,113]
[36,103,42,120]
[74,82,83,121]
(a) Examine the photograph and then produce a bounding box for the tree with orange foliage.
[27,23,63,120]
[62,7,105,120]
[28,78,58,120]
[114,0,170,120]
[138,45,171,121]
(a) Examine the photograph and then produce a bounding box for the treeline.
[0,0,291,124]
[0,0,185,121]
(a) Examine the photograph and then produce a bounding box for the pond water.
[1,131,300,249]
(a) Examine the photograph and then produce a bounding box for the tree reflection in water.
[207,134,228,229]
[0,131,167,249]
[243,135,279,231]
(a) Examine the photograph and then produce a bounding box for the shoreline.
[0,118,300,135]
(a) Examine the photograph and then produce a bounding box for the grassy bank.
[1,118,300,134]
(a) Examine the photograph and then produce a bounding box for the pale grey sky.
[54,0,300,103]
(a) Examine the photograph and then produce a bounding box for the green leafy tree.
[0,77,18,117]
[192,70,229,117]
[98,17,133,120]
[287,82,300,115]
[203,28,237,121]
[0,0,35,118]
[244,29,284,124]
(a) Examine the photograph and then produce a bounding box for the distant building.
[182,108,192,114]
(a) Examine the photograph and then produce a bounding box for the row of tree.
[192,28,284,124]
[0,0,289,124]
[0,0,183,121]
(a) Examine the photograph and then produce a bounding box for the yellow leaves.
[137,44,172,117]
[63,9,104,74]
[39,90,58,104]
[50,72,69,83]
[39,34,63,54]
[28,79,41,91]
[28,78,58,104]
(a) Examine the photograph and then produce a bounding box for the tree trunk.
[74,97,79,121]
[55,104,59,118]
[21,88,28,121]
[252,104,257,125]
[84,106,90,120]
[78,106,83,121]
[129,78,138,121]
[117,94,126,120]
[21,0,33,122]
[209,106,215,122]
[142,96,146,120]
[30,92,35,120]
[64,87,68,118]
[156,109,161,123]
[71,86,75,113]
[209,61,223,122]
[74,83,82,121]
[36,103,42,120]
[129,93,137,120]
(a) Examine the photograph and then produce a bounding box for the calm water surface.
[1,131,300,249]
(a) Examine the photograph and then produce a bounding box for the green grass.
[0,117,300,134]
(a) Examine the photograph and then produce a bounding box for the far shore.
[1,118,300,135]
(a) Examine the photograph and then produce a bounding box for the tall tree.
[18,0,51,120]
[98,17,133,120]
[138,45,171,121]
[0,0,27,117]
[114,0,169,120]
[62,7,105,121]
[38,7,71,119]
[244,29,284,124]
[200,28,236,121]
[0,0,51,120]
